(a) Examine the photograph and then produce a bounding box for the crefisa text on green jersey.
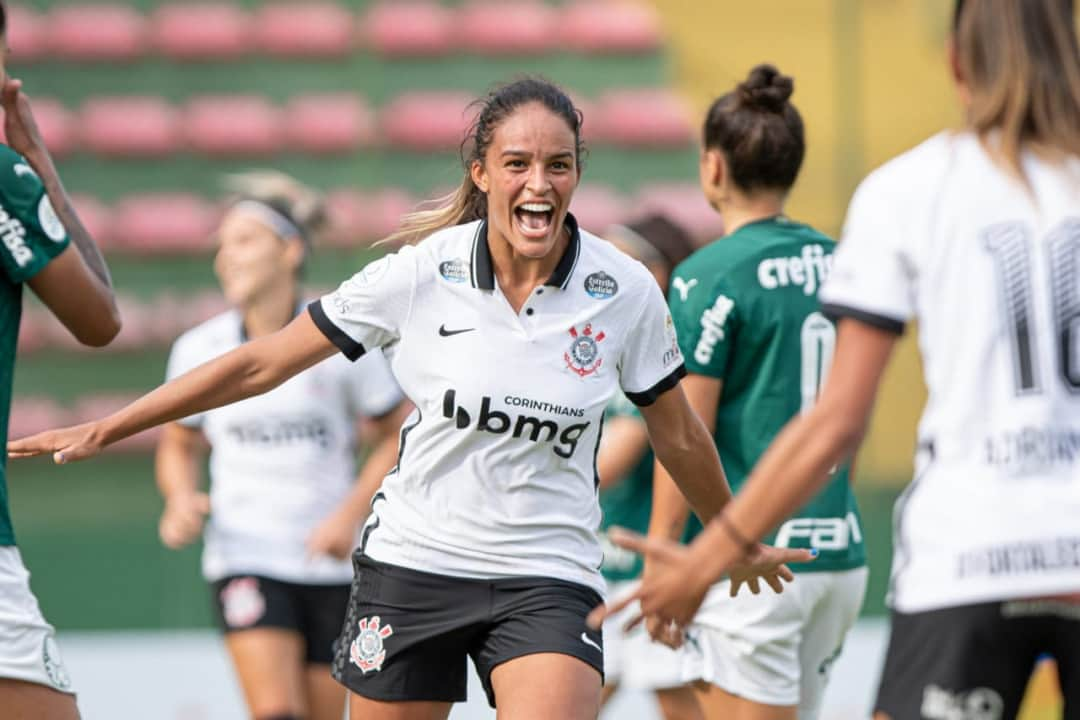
[757,243,834,295]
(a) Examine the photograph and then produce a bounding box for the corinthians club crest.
[565,324,606,377]
[350,616,394,673]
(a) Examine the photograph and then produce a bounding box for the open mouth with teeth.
[514,202,555,239]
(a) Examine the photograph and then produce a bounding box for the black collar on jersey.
[470,212,582,291]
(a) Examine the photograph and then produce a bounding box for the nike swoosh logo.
[438,325,475,337]
[580,632,602,652]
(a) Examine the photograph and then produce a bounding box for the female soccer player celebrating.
[8,77,810,720]
[597,1,1080,718]
[157,172,407,720]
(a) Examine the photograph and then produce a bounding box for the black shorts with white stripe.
[331,553,604,707]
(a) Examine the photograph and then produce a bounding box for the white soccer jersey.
[820,131,1080,613]
[167,307,404,584]
[309,215,685,595]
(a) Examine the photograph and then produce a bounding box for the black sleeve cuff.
[625,364,687,407]
[308,300,367,361]
[821,302,905,335]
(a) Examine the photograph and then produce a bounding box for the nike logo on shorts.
[439,325,475,337]
[580,632,602,652]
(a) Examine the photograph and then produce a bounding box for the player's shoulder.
[171,309,242,357]
[0,145,45,204]
[854,131,960,209]
[410,220,483,285]
[577,227,657,301]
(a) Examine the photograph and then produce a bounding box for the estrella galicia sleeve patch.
[438,258,470,283]
[584,271,618,299]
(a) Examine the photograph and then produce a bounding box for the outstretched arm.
[593,319,896,628]
[9,313,338,463]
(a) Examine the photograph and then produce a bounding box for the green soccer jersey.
[0,146,71,546]
[599,394,702,582]
[669,217,865,573]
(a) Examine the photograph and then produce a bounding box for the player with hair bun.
[632,64,868,720]
[600,2,1080,718]
[156,171,409,720]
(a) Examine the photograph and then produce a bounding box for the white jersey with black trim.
[820,131,1080,613]
[309,215,686,595]
[167,307,404,584]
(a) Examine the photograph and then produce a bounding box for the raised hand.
[1,77,48,161]
[159,491,211,549]
[7,423,105,465]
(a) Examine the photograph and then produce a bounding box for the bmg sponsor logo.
[442,389,590,458]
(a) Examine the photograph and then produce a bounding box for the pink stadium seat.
[569,185,628,233]
[284,94,376,154]
[380,91,477,151]
[326,188,416,246]
[47,4,147,61]
[458,1,557,55]
[112,193,218,254]
[151,3,253,60]
[633,183,725,244]
[15,308,48,353]
[69,194,115,249]
[1,98,78,156]
[185,96,284,156]
[363,1,455,57]
[6,5,47,61]
[596,88,694,147]
[8,398,68,438]
[561,1,663,54]
[255,2,355,58]
[73,393,161,451]
[80,97,182,157]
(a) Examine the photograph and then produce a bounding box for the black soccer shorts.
[875,598,1080,720]
[331,553,604,707]
[210,574,351,664]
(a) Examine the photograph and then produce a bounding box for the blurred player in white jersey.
[156,172,408,720]
[10,78,810,720]
[596,1,1080,718]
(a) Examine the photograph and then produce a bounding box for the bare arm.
[2,78,120,346]
[646,373,722,540]
[306,401,413,560]
[155,423,211,549]
[8,312,339,462]
[596,414,650,492]
[592,320,897,628]
[696,320,897,575]
[639,382,731,526]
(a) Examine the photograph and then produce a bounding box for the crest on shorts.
[350,615,394,673]
[220,577,266,629]
[565,324,605,377]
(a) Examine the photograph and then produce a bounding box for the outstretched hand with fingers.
[7,422,106,465]
[587,526,817,630]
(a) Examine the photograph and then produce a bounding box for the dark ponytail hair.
[702,64,805,193]
[0,2,7,36]
[385,77,585,245]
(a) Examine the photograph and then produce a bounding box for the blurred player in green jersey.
[596,215,702,720]
[0,2,121,717]
[649,65,867,720]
